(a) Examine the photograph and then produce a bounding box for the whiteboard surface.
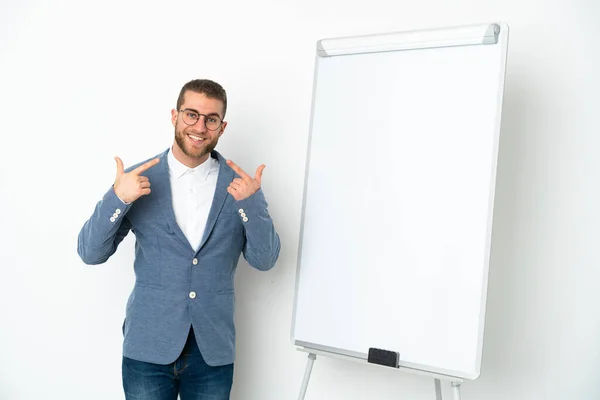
[292,24,508,380]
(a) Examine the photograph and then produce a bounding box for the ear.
[171,109,178,127]
[219,121,228,136]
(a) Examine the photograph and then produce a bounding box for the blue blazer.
[77,149,280,366]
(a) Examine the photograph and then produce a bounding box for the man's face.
[171,91,227,161]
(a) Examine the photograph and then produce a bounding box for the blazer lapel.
[197,151,233,253]
[154,149,192,250]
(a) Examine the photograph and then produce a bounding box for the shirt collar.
[168,147,216,181]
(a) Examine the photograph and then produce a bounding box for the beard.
[174,124,219,159]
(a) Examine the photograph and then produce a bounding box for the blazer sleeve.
[234,188,280,271]
[77,186,133,265]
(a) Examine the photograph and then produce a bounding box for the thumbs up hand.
[226,160,265,201]
[113,157,160,204]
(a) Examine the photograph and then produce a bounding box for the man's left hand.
[226,160,266,201]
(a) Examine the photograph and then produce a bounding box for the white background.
[0,0,598,399]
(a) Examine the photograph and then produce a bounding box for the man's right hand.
[113,157,160,204]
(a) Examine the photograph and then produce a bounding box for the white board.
[291,22,509,380]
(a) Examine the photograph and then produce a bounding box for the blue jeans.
[122,327,234,400]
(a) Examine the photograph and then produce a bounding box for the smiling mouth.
[187,134,205,142]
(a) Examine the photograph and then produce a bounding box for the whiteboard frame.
[291,21,510,381]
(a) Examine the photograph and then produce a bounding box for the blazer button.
[192,258,198,265]
[189,292,196,299]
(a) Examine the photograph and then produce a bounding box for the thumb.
[255,164,266,184]
[115,157,124,177]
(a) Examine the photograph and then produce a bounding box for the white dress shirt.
[168,148,219,252]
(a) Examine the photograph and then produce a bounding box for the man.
[77,79,280,399]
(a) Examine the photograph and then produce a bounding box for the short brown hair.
[176,79,228,118]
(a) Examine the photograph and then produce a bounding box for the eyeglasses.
[179,109,223,131]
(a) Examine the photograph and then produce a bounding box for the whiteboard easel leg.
[434,379,442,400]
[451,381,462,400]
[298,353,317,400]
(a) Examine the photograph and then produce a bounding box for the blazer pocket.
[136,280,164,290]
[135,235,165,289]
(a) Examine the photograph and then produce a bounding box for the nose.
[192,116,208,132]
